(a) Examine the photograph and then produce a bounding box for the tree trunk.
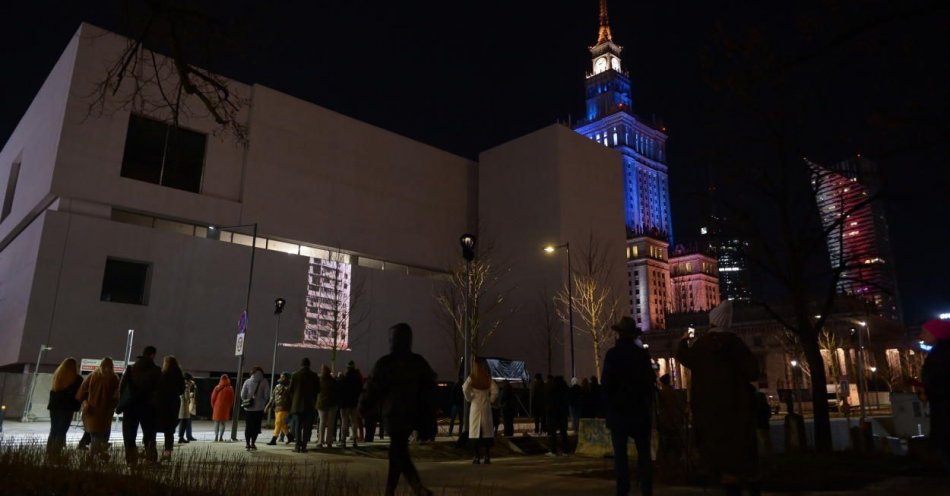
[802,335,833,452]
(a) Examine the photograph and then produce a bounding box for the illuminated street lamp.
[22,345,53,422]
[269,297,286,418]
[460,234,476,434]
[544,242,574,378]
[790,360,803,414]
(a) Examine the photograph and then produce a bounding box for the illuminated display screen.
[282,257,352,350]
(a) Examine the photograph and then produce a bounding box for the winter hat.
[923,319,950,341]
[709,300,734,329]
[611,316,642,337]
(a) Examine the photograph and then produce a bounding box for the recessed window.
[120,115,207,193]
[2,159,21,222]
[101,258,151,305]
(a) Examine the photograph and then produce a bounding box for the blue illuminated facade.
[573,7,673,243]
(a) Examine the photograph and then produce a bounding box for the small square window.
[101,258,151,305]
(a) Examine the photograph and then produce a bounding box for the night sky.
[1,1,948,324]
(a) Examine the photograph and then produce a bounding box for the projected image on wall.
[282,257,352,350]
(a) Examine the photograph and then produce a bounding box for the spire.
[597,0,613,44]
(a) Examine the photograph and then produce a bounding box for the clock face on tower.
[594,57,608,74]
[611,57,621,71]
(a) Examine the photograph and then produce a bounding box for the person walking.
[530,373,546,435]
[501,381,517,437]
[546,376,570,456]
[316,365,339,448]
[241,366,270,451]
[265,372,292,445]
[210,375,235,442]
[178,373,197,443]
[119,345,162,467]
[362,323,436,496]
[676,301,760,496]
[567,377,582,433]
[603,316,657,496]
[157,356,185,461]
[588,376,604,418]
[922,319,950,472]
[47,357,83,458]
[464,357,499,464]
[76,357,120,461]
[288,357,320,452]
[340,361,363,447]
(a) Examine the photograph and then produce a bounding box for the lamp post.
[269,298,285,423]
[460,234,476,435]
[790,360,803,415]
[853,322,869,422]
[544,242,574,378]
[210,222,259,441]
[22,345,53,422]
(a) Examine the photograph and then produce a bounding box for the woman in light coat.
[178,373,197,443]
[76,357,119,459]
[463,357,498,464]
[240,366,270,451]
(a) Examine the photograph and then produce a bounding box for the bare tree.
[555,233,622,381]
[533,285,562,377]
[434,243,517,375]
[323,250,368,372]
[87,0,249,144]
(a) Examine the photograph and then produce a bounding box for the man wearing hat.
[602,316,657,496]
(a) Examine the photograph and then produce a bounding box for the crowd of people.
[40,311,950,496]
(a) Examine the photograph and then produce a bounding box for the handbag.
[242,380,262,409]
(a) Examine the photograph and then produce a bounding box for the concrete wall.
[477,125,628,380]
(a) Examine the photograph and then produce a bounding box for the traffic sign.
[235,333,245,357]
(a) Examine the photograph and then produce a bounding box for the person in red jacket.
[211,375,235,442]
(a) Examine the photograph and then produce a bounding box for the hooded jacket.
[119,354,161,414]
[241,370,271,412]
[288,364,320,414]
[211,375,235,421]
[362,324,437,435]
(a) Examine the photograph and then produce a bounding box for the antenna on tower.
[597,0,613,44]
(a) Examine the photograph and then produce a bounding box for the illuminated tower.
[574,0,673,242]
[808,156,901,321]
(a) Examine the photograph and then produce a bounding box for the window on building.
[1,159,21,222]
[120,115,207,193]
[100,258,151,305]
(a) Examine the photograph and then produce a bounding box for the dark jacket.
[567,383,581,411]
[317,374,339,410]
[157,366,185,431]
[48,375,83,412]
[362,325,437,436]
[119,354,162,414]
[676,330,759,477]
[530,378,546,416]
[340,368,363,409]
[288,365,320,414]
[923,340,950,450]
[602,337,656,433]
[545,378,569,420]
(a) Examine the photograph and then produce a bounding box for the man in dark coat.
[530,374,546,434]
[922,319,950,472]
[602,317,656,496]
[448,380,465,436]
[363,323,435,496]
[676,301,760,496]
[340,361,363,447]
[287,357,320,452]
[546,376,570,455]
[119,345,162,466]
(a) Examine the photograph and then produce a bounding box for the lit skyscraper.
[701,217,753,302]
[574,0,673,242]
[809,156,901,321]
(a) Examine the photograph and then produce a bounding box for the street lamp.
[460,234,476,435]
[211,222,259,441]
[269,297,286,422]
[790,360,803,415]
[22,345,53,422]
[544,242,574,379]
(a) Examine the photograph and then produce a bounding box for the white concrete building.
[0,24,628,402]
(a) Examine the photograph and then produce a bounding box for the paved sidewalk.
[2,419,947,495]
